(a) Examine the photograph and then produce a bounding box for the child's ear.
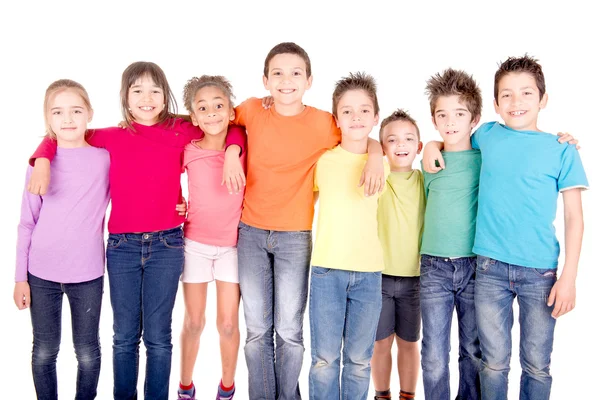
[334,115,340,128]
[263,75,269,90]
[539,93,549,110]
[88,109,94,123]
[190,114,199,127]
[417,141,423,154]
[471,115,481,129]
[229,108,235,121]
[493,98,500,115]
[306,75,313,90]
[374,114,379,126]
[431,116,437,128]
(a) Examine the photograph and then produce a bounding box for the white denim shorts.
[181,238,239,283]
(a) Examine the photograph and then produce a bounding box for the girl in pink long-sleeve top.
[14,79,110,400]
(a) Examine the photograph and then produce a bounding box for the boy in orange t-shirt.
[233,42,384,400]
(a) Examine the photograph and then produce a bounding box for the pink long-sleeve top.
[30,119,246,234]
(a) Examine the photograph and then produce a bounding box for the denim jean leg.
[273,230,311,400]
[237,223,276,400]
[341,271,381,400]
[309,267,347,400]
[107,235,143,400]
[29,274,63,400]
[419,256,454,400]
[516,267,556,400]
[455,257,481,400]
[475,257,514,400]
[142,229,184,400]
[65,276,103,400]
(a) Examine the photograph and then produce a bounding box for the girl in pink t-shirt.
[177,76,245,400]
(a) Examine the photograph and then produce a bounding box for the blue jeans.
[475,256,557,400]
[308,267,382,400]
[237,222,312,400]
[106,227,184,400]
[29,273,103,400]
[420,255,481,400]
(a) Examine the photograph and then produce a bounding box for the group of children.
[14,41,587,400]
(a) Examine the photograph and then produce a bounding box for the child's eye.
[387,138,395,143]
[199,107,206,112]
[502,94,510,98]
[437,113,445,119]
[342,110,350,115]
[293,71,302,76]
[52,111,61,115]
[457,112,465,117]
[362,109,370,114]
[216,104,223,109]
[273,72,281,76]
[152,90,162,94]
[524,91,533,95]
[74,110,83,114]
[407,138,414,141]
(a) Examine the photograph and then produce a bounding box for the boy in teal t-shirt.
[420,69,483,400]
[424,56,587,400]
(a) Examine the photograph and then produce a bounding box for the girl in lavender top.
[14,79,110,400]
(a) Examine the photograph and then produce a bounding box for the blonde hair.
[44,79,93,139]
[183,75,235,114]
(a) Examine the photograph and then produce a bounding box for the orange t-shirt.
[235,98,340,231]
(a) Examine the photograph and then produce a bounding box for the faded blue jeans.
[106,227,184,400]
[308,267,382,400]
[420,255,481,400]
[475,256,557,400]
[237,222,312,400]
[29,273,103,400]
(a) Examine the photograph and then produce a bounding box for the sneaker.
[216,387,235,400]
[178,386,196,399]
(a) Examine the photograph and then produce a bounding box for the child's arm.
[360,138,385,196]
[222,125,247,194]
[422,141,445,173]
[15,168,42,310]
[547,188,584,318]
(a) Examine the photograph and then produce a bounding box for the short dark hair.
[332,72,379,118]
[494,54,545,103]
[425,68,482,121]
[379,109,420,142]
[183,75,235,114]
[263,42,311,78]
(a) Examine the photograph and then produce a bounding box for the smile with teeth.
[278,89,295,94]
[509,110,527,116]
[446,130,458,135]
[139,106,155,111]
[395,151,409,157]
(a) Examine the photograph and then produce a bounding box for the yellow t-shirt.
[377,170,426,276]
[311,145,389,272]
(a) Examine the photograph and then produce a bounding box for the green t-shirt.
[377,170,425,277]
[421,150,481,257]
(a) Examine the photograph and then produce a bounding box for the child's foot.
[216,380,235,400]
[178,381,196,399]
[375,389,392,399]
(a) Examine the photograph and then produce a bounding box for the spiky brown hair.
[379,109,420,142]
[332,71,379,118]
[425,68,482,121]
[494,54,545,103]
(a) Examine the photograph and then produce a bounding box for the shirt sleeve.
[29,137,57,166]
[85,128,111,148]
[558,145,589,192]
[233,98,258,127]
[15,167,42,282]
[325,115,342,149]
[421,162,431,199]
[225,124,247,154]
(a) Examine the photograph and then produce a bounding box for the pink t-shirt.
[183,141,246,247]
[30,119,246,234]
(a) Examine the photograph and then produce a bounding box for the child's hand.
[557,132,580,149]
[360,156,385,196]
[262,96,274,109]
[547,275,576,318]
[422,142,445,173]
[176,198,187,217]
[13,282,30,310]
[118,120,127,129]
[222,146,246,194]
[27,158,51,195]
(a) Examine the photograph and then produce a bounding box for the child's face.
[433,95,478,148]
[127,74,165,126]
[494,72,547,131]
[335,89,379,142]
[190,86,234,137]
[381,120,422,172]
[48,89,92,146]
[263,53,312,107]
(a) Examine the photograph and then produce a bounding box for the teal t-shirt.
[421,150,481,257]
[472,122,589,269]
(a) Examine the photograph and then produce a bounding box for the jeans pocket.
[162,235,184,249]
[533,268,557,278]
[107,236,124,249]
[419,255,437,276]
[476,256,496,273]
[311,266,332,276]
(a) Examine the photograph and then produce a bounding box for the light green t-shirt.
[312,145,390,272]
[421,150,481,257]
[377,170,425,277]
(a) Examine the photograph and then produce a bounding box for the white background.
[1,1,597,398]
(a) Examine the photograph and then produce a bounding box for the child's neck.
[444,139,472,152]
[390,165,413,173]
[196,131,227,150]
[57,138,89,148]
[504,121,541,132]
[273,101,305,117]
[340,137,368,154]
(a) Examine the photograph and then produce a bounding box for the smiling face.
[381,120,422,172]
[47,89,93,147]
[190,85,234,137]
[127,74,165,126]
[335,89,379,143]
[263,53,312,111]
[494,72,547,131]
[433,95,479,150]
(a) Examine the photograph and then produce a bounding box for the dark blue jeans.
[106,227,184,400]
[420,255,481,400]
[29,273,103,400]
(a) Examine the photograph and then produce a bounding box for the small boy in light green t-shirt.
[372,109,426,400]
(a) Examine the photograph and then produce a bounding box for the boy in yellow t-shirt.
[309,72,389,400]
[371,110,426,400]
